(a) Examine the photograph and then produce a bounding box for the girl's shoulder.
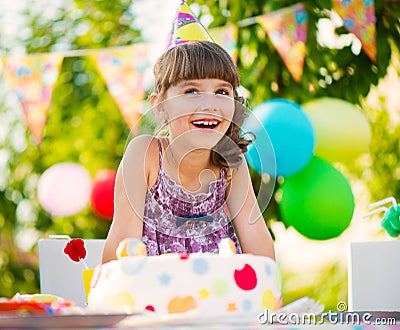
[124,135,161,186]
[124,135,155,158]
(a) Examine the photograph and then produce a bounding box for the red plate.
[0,300,73,314]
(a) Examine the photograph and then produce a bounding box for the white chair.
[38,237,105,307]
[348,240,400,311]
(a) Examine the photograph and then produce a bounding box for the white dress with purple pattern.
[142,138,242,255]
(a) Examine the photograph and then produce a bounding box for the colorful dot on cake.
[199,288,209,299]
[159,273,171,286]
[265,264,272,276]
[211,279,229,297]
[116,238,147,259]
[120,256,146,274]
[167,296,197,314]
[262,289,276,310]
[234,264,257,290]
[110,291,135,313]
[145,305,155,312]
[242,299,252,312]
[192,258,208,275]
[227,302,237,311]
[179,253,190,260]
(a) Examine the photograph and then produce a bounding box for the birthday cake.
[87,239,282,316]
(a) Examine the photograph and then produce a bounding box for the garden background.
[0,0,399,312]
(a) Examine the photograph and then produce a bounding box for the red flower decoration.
[64,238,86,262]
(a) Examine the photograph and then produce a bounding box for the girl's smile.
[191,118,221,130]
[153,79,235,145]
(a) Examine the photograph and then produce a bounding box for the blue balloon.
[243,99,315,177]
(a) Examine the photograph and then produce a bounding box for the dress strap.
[156,138,163,170]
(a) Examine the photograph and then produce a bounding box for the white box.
[349,240,400,311]
[38,239,105,307]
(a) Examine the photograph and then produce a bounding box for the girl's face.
[153,79,235,149]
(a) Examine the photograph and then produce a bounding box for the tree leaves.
[0,0,398,299]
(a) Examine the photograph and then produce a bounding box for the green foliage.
[349,91,400,203]
[0,0,140,297]
[282,261,348,311]
[0,0,399,313]
[197,0,399,105]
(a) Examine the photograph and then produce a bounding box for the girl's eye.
[216,89,230,95]
[184,89,198,94]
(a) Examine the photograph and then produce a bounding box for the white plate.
[0,313,128,328]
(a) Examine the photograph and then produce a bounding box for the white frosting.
[88,253,281,317]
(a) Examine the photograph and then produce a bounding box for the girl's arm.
[226,155,275,260]
[102,135,153,263]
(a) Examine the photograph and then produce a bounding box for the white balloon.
[37,163,92,217]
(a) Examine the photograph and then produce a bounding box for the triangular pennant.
[209,24,239,63]
[256,3,308,83]
[332,0,376,62]
[165,0,214,50]
[91,44,149,132]
[1,54,63,144]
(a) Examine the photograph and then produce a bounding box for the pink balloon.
[37,163,92,216]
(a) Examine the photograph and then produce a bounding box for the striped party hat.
[165,0,214,50]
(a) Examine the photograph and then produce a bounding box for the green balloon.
[279,157,354,240]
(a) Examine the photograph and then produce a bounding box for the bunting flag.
[256,3,308,83]
[0,2,379,145]
[209,24,239,63]
[1,54,63,144]
[332,0,376,62]
[91,44,149,131]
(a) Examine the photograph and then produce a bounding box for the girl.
[102,41,275,262]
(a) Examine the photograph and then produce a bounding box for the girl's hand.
[226,155,275,259]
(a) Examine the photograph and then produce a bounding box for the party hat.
[165,0,214,50]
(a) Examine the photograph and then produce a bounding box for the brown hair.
[153,40,254,169]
